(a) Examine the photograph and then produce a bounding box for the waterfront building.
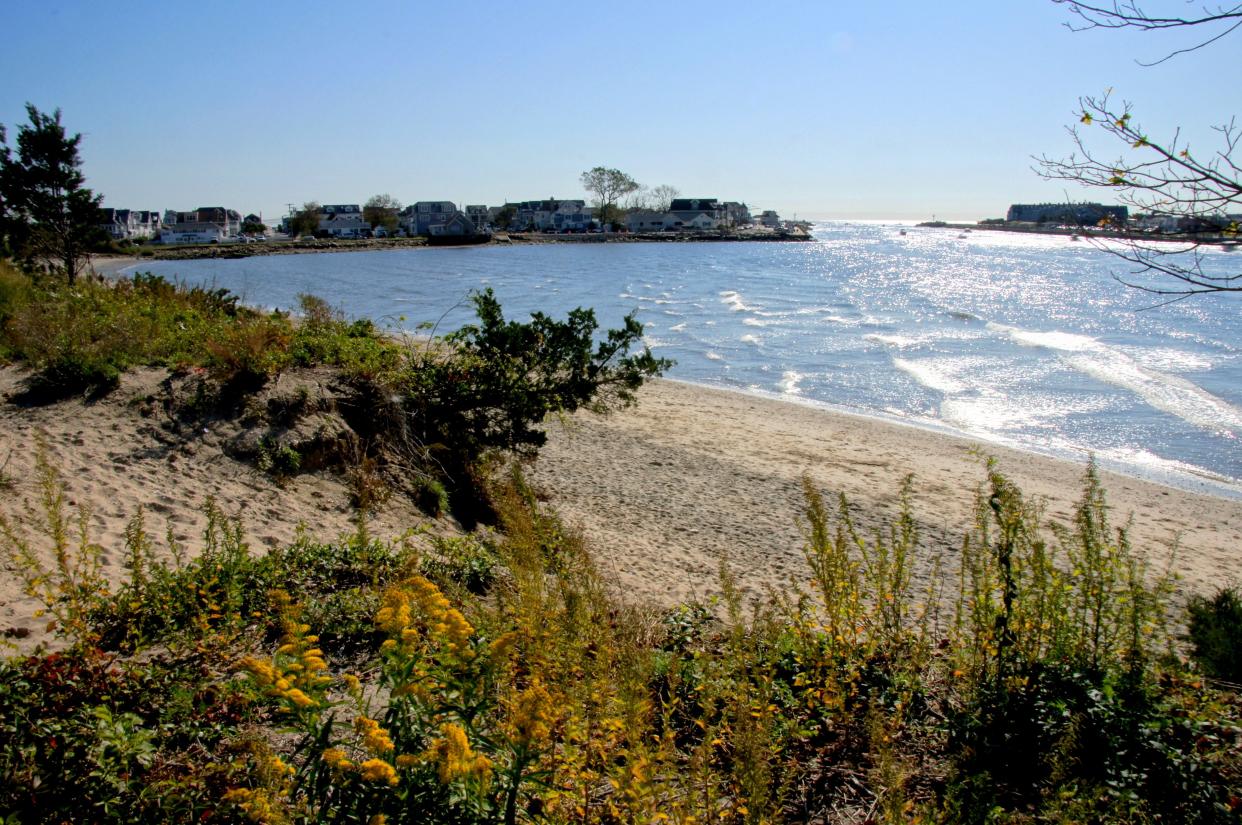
[99,208,162,240]
[626,210,678,232]
[1005,203,1129,225]
[158,206,241,244]
[402,201,458,235]
[317,204,368,238]
[465,205,490,232]
[669,198,724,226]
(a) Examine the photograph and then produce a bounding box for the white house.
[669,198,723,226]
[684,213,720,230]
[100,208,162,240]
[314,204,367,238]
[158,207,241,244]
[551,201,593,232]
[626,210,678,233]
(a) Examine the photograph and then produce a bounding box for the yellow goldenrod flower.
[427,723,492,783]
[322,747,354,772]
[488,631,518,660]
[354,715,396,754]
[508,681,554,748]
[359,757,399,786]
[284,688,316,709]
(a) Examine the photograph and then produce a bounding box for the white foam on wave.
[743,317,774,327]
[718,290,752,312]
[1095,446,1240,486]
[940,395,1047,433]
[825,313,886,327]
[740,333,762,345]
[1129,346,1213,373]
[669,322,687,332]
[704,350,724,361]
[779,370,803,395]
[989,322,1242,435]
[893,357,967,394]
[989,322,1096,352]
[866,333,921,348]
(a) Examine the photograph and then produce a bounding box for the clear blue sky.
[1,1,1234,221]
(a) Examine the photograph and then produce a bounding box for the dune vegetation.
[0,265,1239,824]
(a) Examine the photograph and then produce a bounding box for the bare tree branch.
[1037,92,1241,296]
[1053,1,1242,63]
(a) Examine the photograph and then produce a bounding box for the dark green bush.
[1188,587,1242,682]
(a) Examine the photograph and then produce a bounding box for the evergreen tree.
[0,105,104,283]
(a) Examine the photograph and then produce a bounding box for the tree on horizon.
[580,167,639,229]
[363,193,402,235]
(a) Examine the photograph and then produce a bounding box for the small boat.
[899,229,907,236]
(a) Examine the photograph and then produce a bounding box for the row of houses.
[99,206,253,244]
[98,196,786,244]
[282,198,776,238]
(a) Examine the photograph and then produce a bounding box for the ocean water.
[129,222,1242,498]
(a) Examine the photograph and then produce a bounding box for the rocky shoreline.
[924,220,1240,247]
[111,228,814,263]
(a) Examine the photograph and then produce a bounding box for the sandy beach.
[2,369,1239,649]
[525,379,1241,610]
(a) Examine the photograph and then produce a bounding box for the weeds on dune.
[3,436,1239,822]
[0,271,670,525]
[0,445,107,649]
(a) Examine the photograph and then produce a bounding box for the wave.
[740,334,762,345]
[989,322,1242,434]
[893,357,967,394]
[866,333,922,348]
[704,350,724,361]
[669,322,687,332]
[719,290,752,312]
[778,370,803,395]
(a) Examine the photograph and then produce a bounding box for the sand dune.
[3,369,1238,651]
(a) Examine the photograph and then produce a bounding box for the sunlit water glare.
[130,222,1242,498]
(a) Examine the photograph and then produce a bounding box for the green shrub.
[1188,587,1242,682]
[420,534,499,594]
[399,288,671,518]
[256,437,302,479]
